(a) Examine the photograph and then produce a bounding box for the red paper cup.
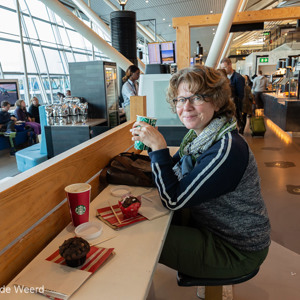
[65,183,91,227]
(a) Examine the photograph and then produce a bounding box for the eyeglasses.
[172,94,210,108]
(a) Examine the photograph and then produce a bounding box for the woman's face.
[176,82,219,135]
[130,70,140,82]
[33,98,39,106]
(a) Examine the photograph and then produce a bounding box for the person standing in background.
[252,70,268,109]
[220,58,245,134]
[66,90,71,97]
[28,97,41,123]
[121,65,140,121]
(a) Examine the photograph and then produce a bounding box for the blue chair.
[177,268,259,300]
[15,106,48,172]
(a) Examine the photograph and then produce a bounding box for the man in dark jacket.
[221,58,245,134]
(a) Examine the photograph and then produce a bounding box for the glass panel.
[23,15,38,40]
[19,0,49,20]
[58,27,71,47]
[74,53,89,62]
[65,52,75,63]
[0,0,15,9]
[24,44,37,73]
[66,29,86,49]
[43,48,64,73]
[0,40,23,72]
[0,8,19,35]
[34,19,56,44]
[33,46,48,74]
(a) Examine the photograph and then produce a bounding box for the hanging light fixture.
[117,0,128,10]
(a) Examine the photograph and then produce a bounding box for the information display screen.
[161,41,175,64]
[148,43,161,64]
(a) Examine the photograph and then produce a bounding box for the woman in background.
[14,99,41,136]
[28,97,41,124]
[121,65,140,121]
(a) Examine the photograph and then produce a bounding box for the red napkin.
[46,246,114,273]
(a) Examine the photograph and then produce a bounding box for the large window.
[0,0,109,104]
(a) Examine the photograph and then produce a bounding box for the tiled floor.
[0,148,19,180]
[1,117,300,299]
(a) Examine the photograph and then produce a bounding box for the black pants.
[159,209,269,278]
[253,92,264,109]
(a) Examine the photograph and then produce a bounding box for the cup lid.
[75,221,103,240]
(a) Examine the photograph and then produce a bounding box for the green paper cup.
[134,115,157,150]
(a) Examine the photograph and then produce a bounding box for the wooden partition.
[0,97,146,286]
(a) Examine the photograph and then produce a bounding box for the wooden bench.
[0,97,146,287]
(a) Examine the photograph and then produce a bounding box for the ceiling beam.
[173,7,300,28]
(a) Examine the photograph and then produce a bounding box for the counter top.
[47,118,107,127]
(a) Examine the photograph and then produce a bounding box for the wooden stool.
[177,268,259,300]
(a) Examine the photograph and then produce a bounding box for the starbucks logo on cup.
[75,205,86,215]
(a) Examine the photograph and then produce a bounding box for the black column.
[111,11,137,106]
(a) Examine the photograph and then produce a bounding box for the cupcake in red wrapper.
[118,195,141,219]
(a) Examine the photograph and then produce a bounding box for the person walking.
[121,65,140,121]
[220,58,245,133]
[252,70,268,109]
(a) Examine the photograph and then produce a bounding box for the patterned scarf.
[173,116,237,180]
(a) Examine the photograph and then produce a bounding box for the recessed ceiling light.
[213,32,215,35]
[163,18,165,21]
[212,28,215,31]
[210,11,213,13]
[169,24,171,27]
[145,0,149,3]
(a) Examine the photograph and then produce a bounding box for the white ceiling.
[64,0,298,58]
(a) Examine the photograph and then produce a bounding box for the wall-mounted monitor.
[161,41,175,64]
[0,79,20,105]
[148,42,161,64]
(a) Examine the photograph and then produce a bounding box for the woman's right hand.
[130,121,167,151]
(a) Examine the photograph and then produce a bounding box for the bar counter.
[262,93,300,132]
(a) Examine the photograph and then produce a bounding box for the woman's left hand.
[130,121,167,151]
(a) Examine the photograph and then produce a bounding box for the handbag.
[99,152,156,190]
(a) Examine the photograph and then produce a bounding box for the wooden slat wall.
[0,97,147,286]
[173,7,300,28]
[173,6,300,70]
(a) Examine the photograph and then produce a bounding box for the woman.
[131,66,270,279]
[121,65,140,121]
[28,97,41,124]
[14,99,41,136]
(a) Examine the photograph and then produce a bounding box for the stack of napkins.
[139,190,170,220]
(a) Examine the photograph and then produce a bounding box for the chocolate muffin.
[59,237,90,267]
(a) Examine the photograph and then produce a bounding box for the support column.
[15,0,30,104]
[176,25,190,70]
[205,0,241,68]
[218,0,248,67]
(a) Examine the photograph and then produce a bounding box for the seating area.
[0,129,30,151]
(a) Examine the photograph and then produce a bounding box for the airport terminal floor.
[1,117,300,299]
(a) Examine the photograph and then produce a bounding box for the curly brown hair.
[166,65,235,120]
